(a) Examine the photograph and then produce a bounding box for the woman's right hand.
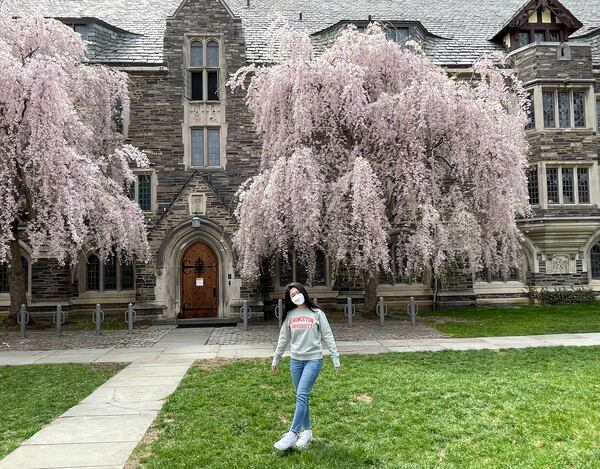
[272,365,278,374]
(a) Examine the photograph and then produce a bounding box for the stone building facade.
[3,0,600,318]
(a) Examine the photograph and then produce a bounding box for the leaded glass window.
[591,245,600,279]
[191,129,204,166]
[279,250,327,287]
[137,174,151,211]
[519,32,529,47]
[0,258,28,293]
[87,255,100,290]
[573,92,586,127]
[279,252,293,287]
[549,31,561,42]
[104,256,117,290]
[191,128,220,167]
[207,129,220,166]
[296,259,309,285]
[558,92,570,128]
[526,91,535,130]
[577,168,590,203]
[121,262,134,290]
[561,168,574,204]
[527,168,539,205]
[0,264,6,293]
[190,41,203,67]
[534,31,545,43]
[112,96,124,134]
[206,41,219,67]
[546,167,559,204]
[543,91,555,127]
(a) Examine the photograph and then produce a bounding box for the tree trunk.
[8,238,27,323]
[361,269,379,316]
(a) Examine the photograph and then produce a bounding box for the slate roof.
[7,0,600,66]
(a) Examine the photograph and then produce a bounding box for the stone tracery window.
[189,39,220,102]
[591,245,600,279]
[0,257,29,293]
[85,255,134,292]
[279,250,327,287]
[543,89,587,129]
[545,165,589,206]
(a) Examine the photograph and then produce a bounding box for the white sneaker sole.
[295,439,312,449]
[274,441,296,451]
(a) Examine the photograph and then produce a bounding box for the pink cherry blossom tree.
[229,23,531,313]
[0,10,149,319]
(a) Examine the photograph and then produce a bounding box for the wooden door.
[181,242,219,318]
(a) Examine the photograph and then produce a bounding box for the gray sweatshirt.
[272,306,340,368]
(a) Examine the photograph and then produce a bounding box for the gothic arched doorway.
[180,242,219,318]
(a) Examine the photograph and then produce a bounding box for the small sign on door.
[195,277,204,287]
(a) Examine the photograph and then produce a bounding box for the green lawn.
[419,303,600,337]
[0,363,123,458]
[132,348,600,469]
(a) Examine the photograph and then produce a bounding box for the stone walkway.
[0,318,446,351]
[1,328,599,468]
[206,318,446,345]
[0,327,171,351]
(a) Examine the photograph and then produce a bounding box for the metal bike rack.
[53,304,66,337]
[377,296,388,325]
[92,303,105,335]
[344,297,357,327]
[240,300,252,331]
[125,303,137,335]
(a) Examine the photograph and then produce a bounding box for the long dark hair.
[281,282,319,323]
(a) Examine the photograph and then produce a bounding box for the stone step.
[176,317,241,328]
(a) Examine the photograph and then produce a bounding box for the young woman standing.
[272,282,340,451]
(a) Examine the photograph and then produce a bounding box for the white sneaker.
[295,429,313,448]
[273,431,298,451]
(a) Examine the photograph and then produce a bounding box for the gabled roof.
[5,0,600,67]
[490,0,583,42]
[309,19,448,40]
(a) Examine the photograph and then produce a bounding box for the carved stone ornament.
[545,255,576,274]
[189,104,221,126]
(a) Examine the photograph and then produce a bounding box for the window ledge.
[74,291,135,304]
[546,204,595,208]
[541,127,591,131]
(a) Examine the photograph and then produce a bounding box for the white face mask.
[291,293,305,306]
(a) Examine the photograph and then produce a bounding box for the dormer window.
[534,31,545,43]
[65,23,89,41]
[519,32,530,47]
[385,27,409,45]
[491,0,582,51]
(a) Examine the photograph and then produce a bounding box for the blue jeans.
[290,358,323,433]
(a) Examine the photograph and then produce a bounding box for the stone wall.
[30,260,74,302]
[526,131,599,163]
[509,43,594,82]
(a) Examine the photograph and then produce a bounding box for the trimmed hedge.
[528,286,597,305]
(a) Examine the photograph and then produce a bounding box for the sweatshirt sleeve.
[272,316,290,367]
[319,310,340,367]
